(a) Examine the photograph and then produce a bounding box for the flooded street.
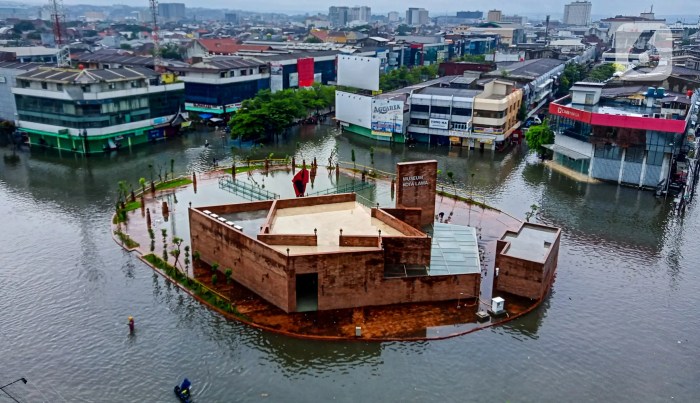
[1,124,699,402]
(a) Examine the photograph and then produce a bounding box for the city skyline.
[6,0,695,18]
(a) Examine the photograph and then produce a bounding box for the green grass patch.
[155,177,193,191]
[142,254,246,319]
[114,230,139,248]
[223,165,264,175]
[124,200,142,212]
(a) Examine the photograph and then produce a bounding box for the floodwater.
[1,124,699,402]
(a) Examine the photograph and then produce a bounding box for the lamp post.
[0,377,27,403]
[665,137,677,200]
[82,128,90,156]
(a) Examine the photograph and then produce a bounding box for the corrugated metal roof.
[16,67,156,83]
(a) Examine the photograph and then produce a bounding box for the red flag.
[292,168,310,197]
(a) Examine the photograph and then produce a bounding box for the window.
[452,107,471,116]
[81,85,91,93]
[624,145,645,163]
[410,118,428,126]
[432,106,450,115]
[241,69,247,76]
[57,84,63,91]
[411,104,429,113]
[20,80,29,88]
[220,71,227,78]
[594,144,622,160]
[41,82,47,90]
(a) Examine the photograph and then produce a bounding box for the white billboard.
[337,55,380,92]
[371,99,403,133]
[335,91,373,129]
[270,63,283,93]
[429,118,449,130]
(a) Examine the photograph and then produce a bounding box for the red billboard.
[549,103,593,123]
[297,57,314,88]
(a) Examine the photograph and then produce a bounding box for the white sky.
[54,1,699,18]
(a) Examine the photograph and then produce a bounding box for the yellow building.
[471,80,522,151]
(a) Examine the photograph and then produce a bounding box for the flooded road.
[1,124,698,402]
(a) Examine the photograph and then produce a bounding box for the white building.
[563,1,592,26]
[406,8,429,26]
[349,6,371,23]
[388,11,400,23]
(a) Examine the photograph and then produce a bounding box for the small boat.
[174,378,192,402]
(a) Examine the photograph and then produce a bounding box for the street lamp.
[665,137,677,200]
[0,377,27,403]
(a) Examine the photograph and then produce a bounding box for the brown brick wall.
[372,208,425,236]
[290,251,480,310]
[494,227,561,299]
[189,208,293,311]
[380,207,423,229]
[396,160,438,226]
[382,236,432,266]
[257,233,318,246]
[339,235,380,247]
[275,193,355,209]
[197,200,273,215]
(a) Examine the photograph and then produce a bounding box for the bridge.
[218,177,280,200]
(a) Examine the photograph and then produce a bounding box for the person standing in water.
[128,316,135,333]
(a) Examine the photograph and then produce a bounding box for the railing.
[218,177,280,200]
[306,181,376,196]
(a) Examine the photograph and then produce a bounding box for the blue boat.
[174,378,191,402]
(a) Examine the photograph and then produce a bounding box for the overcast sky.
[58,1,699,18]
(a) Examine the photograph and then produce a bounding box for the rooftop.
[16,66,158,83]
[487,58,565,80]
[0,46,60,57]
[501,224,559,263]
[415,86,480,99]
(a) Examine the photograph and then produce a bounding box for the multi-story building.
[471,80,523,151]
[0,62,44,122]
[501,15,528,25]
[170,58,269,116]
[348,6,371,23]
[563,1,592,26]
[457,11,483,19]
[387,11,400,23]
[225,13,238,24]
[158,3,186,22]
[406,8,429,26]
[547,83,698,189]
[13,67,185,154]
[407,86,478,146]
[487,10,502,23]
[329,6,349,27]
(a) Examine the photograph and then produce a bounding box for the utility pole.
[50,0,69,67]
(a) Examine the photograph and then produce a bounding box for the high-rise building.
[457,11,483,19]
[406,8,429,26]
[225,13,238,24]
[501,15,527,25]
[348,6,371,23]
[387,11,400,23]
[158,3,186,22]
[329,6,349,27]
[487,10,502,23]
[563,1,592,26]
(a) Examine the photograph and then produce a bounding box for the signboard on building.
[185,102,224,114]
[314,73,322,83]
[337,55,380,92]
[472,126,503,135]
[429,118,449,129]
[289,72,299,87]
[225,103,242,113]
[297,57,315,88]
[371,130,393,137]
[396,160,438,226]
[371,99,403,133]
[548,102,592,123]
[270,63,283,93]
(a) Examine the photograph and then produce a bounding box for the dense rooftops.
[16,66,158,83]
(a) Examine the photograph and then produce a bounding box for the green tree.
[304,36,323,43]
[525,120,554,156]
[120,43,132,50]
[160,43,183,60]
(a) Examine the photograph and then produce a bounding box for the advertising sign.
[271,63,283,93]
[225,103,242,113]
[289,72,299,87]
[371,99,403,133]
[185,102,224,114]
[297,57,314,87]
[429,118,449,130]
[314,73,322,83]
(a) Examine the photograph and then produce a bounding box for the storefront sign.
[549,103,592,123]
[371,130,393,137]
[429,118,449,130]
[185,102,224,114]
[225,103,242,112]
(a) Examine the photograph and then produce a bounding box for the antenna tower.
[50,0,69,67]
[149,0,163,72]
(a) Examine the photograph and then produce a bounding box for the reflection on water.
[2,124,700,402]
